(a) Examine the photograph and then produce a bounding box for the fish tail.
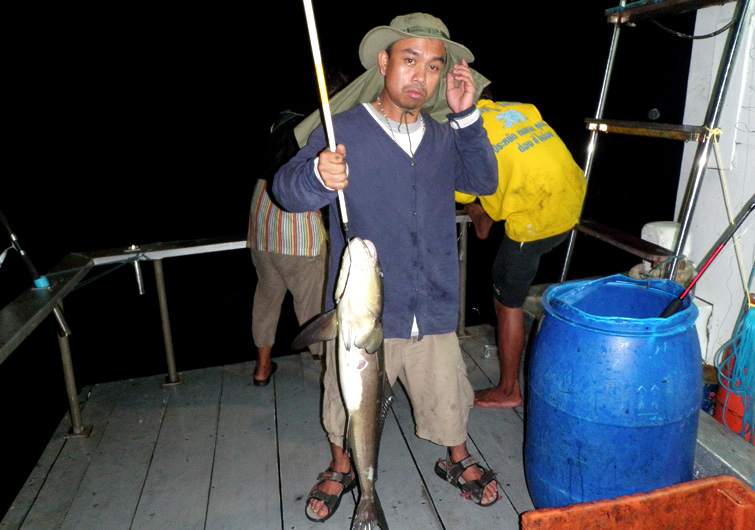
[351,491,389,530]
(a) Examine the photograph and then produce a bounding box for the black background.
[1,1,696,515]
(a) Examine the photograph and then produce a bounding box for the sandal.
[434,454,500,507]
[304,467,356,522]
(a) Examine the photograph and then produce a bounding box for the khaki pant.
[322,332,474,448]
[251,248,327,357]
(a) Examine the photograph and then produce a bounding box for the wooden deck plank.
[58,376,169,530]
[462,325,535,514]
[390,372,521,528]
[130,367,223,530]
[463,363,534,515]
[2,418,68,530]
[276,354,347,529]
[375,408,446,529]
[2,326,537,530]
[19,380,131,530]
[277,352,448,529]
[205,362,278,530]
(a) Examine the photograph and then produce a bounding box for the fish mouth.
[345,238,380,278]
[362,239,377,260]
[349,237,378,262]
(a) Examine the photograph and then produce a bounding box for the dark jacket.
[273,104,497,339]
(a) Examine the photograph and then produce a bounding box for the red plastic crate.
[521,475,755,530]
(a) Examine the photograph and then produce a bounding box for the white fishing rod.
[302,0,350,241]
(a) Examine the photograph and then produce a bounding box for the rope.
[714,265,755,442]
[707,126,754,442]
[706,126,750,298]
[650,18,735,40]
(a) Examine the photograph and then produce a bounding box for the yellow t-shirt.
[456,100,586,242]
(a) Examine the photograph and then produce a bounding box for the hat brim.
[358,26,475,70]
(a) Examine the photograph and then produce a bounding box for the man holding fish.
[273,12,500,525]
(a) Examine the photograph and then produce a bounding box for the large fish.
[293,237,393,530]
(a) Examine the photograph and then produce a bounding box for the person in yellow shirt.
[456,94,586,408]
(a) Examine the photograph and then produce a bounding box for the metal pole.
[57,305,92,438]
[153,259,183,386]
[457,216,469,337]
[560,1,626,282]
[670,0,752,280]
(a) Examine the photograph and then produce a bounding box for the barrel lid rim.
[543,274,699,331]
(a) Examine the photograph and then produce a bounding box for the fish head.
[335,237,383,314]
[335,237,384,353]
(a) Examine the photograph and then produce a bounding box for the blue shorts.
[492,229,569,308]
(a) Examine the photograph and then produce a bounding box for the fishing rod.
[660,195,755,318]
[301,0,350,242]
[0,208,50,289]
[0,208,72,334]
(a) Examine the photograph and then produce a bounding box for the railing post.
[153,259,183,386]
[56,304,92,438]
[457,214,470,337]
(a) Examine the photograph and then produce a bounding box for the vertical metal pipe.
[458,216,469,337]
[56,311,91,437]
[670,0,752,280]
[52,305,72,336]
[133,260,145,295]
[560,1,626,282]
[153,259,182,385]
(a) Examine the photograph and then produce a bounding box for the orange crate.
[521,475,755,530]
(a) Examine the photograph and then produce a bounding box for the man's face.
[378,37,446,114]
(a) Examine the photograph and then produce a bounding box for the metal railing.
[0,236,247,437]
[1,217,472,437]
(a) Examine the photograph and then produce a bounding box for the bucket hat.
[358,13,474,69]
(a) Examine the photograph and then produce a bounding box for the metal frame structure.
[0,237,246,437]
[560,0,751,282]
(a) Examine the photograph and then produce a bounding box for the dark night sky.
[5,2,694,273]
[1,1,697,514]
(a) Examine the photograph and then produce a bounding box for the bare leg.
[308,443,352,519]
[448,443,500,505]
[474,299,524,408]
[253,346,274,383]
[464,203,494,240]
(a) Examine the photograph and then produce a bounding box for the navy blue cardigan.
[272,104,497,339]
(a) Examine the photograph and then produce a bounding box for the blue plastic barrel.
[525,274,702,509]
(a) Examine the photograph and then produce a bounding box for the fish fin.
[372,375,395,485]
[351,491,389,529]
[291,310,337,350]
[354,322,383,354]
[378,376,395,439]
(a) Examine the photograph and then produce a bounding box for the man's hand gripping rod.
[302,0,350,242]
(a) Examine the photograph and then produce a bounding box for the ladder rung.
[585,119,707,142]
[606,0,736,24]
[575,219,678,263]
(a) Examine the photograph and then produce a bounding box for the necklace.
[376,95,424,166]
